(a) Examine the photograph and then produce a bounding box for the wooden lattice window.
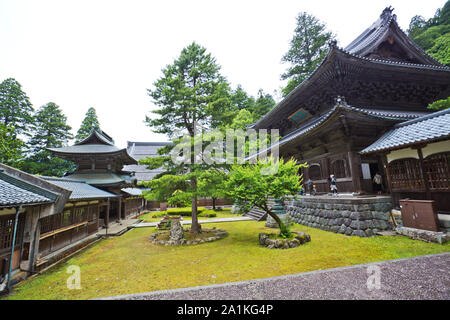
[424,152,450,191]
[0,214,25,253]
[331,159,347,178]
[309,164,322,180]
[388,158,424,192]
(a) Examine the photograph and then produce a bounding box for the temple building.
[251,7,450,197]
[48,128,142,223]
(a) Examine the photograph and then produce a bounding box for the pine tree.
[144,42,232,233]
[146,42,231,137]
[281,12,335,97]
[75,107,100,143]
[0,78,34,136]
[21,102,75,176]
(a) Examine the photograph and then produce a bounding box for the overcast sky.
[0,0,446,148]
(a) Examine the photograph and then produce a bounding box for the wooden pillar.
[22,206,41,272]
[348,151,362,193]
[417,147,432,200]
[106,198,110,228]
[381,154,392,194]
[118,197,122,222]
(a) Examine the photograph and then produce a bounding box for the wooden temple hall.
[251,7,450,210]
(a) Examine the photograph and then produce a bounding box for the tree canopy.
[0,78,34,136]
[75,107,100,143]
[408,0,450,66]
[281,12,335,97]
[21,102,75,177]
[226,157,307,237]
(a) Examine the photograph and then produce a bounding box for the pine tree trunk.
[212,197,216,210]
[190,177,201,234]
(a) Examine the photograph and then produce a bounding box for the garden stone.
[352,230,366,237]
[365,229,374,237]
[344,218,352,227]
[345,227,353,236]
[339,225,347,234]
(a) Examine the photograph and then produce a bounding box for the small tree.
[226,157,307,237]
[198,169,228,210]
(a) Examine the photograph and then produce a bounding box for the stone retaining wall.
[285,196,394,237]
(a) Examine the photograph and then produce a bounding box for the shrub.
[166,207,206,216]
[198,212,217,218]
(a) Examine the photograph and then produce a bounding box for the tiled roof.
[63,172,136,186]
[360,108,450,154]
[247,102,428,160]
[123,142,172,181]
[48,144,121,154]
[121,188,149,196]
[43,177,118,200]
[0,171,54,207]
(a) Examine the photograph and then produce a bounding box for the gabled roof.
[76,128,115,146]
[360,108,450,154]
[43,177,118,200]
[345,7,442,66]
[247,100,429,160]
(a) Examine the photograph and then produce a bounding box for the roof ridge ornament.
[329,40,338,48]
[335,96,347,105]
[380,6,394,20]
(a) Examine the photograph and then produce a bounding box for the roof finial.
[381,6,394,20]
[329,39,337,48]
[335,96,346,105]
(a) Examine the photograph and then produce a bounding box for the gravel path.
[134,217,252,228]
[100,253,450,300]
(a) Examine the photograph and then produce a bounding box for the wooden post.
[106,198,110,228]
[381,154,392,194]
[118,197,122,222]
[417,147,432,200]
[348,151,362,193]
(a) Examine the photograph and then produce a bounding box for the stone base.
[150,227,228,246]
[285,196,394,237]
[259,231,311,249]
[396,227,448,244]
[265,214,289,228]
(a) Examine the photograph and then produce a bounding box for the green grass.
[5,221,449,300]
[139,207,237,223]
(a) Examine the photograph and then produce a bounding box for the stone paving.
[100,253,450,300]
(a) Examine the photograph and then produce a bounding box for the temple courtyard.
[4,220,449,300]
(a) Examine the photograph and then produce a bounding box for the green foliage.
[21,102,74,177]
[230,109,254,130]
[166,207,206,216]
[428,97,450,110]
[0,124,24,165]
[281,12,335,97]
[0,78,34,136]
[146,42,232,137]
[427,33,450,65]
[75,107,100,143]
[408,1,450,66]
[225,157,307,236]
[227,85,276,127]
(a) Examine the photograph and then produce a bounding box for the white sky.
[0,0,446,148]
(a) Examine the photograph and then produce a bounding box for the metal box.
[399,200,440,232]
